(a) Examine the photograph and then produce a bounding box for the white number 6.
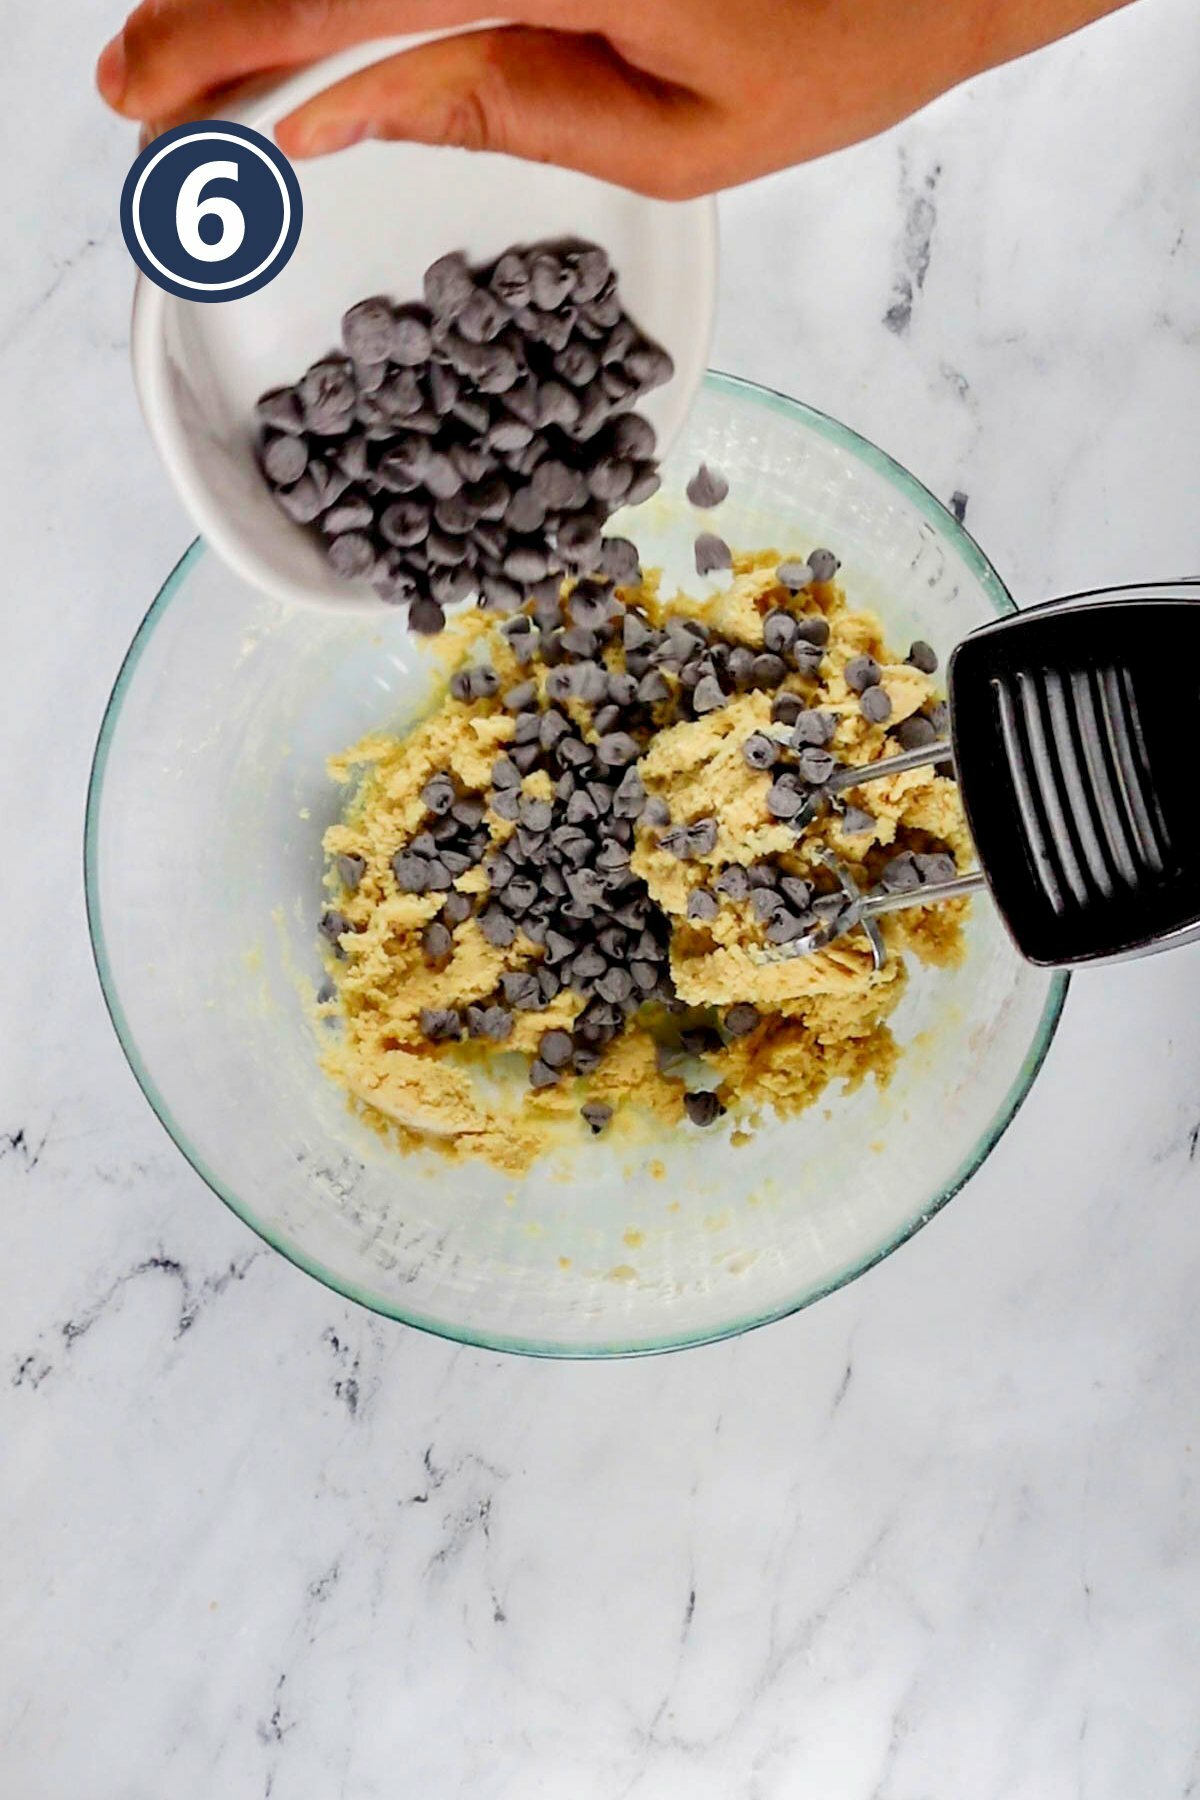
[175,160,246,263]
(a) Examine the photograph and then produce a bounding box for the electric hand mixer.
[753,583,1200,972]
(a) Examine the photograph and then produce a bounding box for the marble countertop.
[4,1,1200,1793]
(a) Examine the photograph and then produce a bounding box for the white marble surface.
[4,1,1200,1793]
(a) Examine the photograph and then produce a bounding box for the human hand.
[96,0,1135,199]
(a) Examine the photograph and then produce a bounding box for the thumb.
[274,26,710,199]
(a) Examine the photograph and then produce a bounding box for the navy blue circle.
[120,121,303,304]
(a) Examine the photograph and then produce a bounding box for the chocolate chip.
[861,686,893,724]
[391,313,434,366]
[489,251,530,307]
[486,848,516,891]
[479,905,517,947]
[392,851,431,892]
[504,875,539,914]
[539,709,572,749]
[743,733,779,771]
[324,493,375,535]
[766,780,806,820]
[519,797,553,832]
[779,876,813,911]
[928,700,951,736]
[596,732,639,768]
[777,560,814,591]
[528,252,572,311]
[916,851,957,884]
[318,909,352,950]
[894,715,938,751]
[581,1100,613,1133]
[600,537,641,584]
[692,674,727,715]
[335,853,366,891]
[841,806,875,835]
[881,852,921,893]
[420,1006,463,1042]
[557,514,604,568]
[256,387,304,434]
[724,646,754,690]
[635,669,670,706]
[496,676,536,712]
[844,655,881,694]
[687,888,720,923]
[766,910,812,945]
[750,888,786,923]
[443,892,474,927]
[796,746,836,784]
[423,453,464,501]
[299,358,356,433]
[529,1057,559,1090]
[262,433,308,486]
[500,971,542,1011]
[808,548,841,583]
[542,928,574,965]
[424,252,475,319]
[597,966,633,1004]
[537,1028,574,1070]
[687,818,718,857]
[693,533,732,577]
[771,693,805,727]
[558,626,595,661]
[480,1004,513,1042]
[273,474,325,524]
[686,463,729,509]
[626,343,674,390]
[613,768,646,818]
[409,598,447,635]
[642,796,671,828]
[426,361,459,415]
[596,840,631,873]
[422,920,453,962]
[684,1090,724,1127]
[907,640,938,674]
[495,485,543,537]
[724,1003,760,1037]
[752,653,788,689]
[502,544,549,584]
[791,711,837,749]
[476,575,518,615]
[375,502,426,551]
[762,611,797,655]
[570,943,606,982]
[376,440,427,493]
[567,580,616,629]
[715,865,751,902]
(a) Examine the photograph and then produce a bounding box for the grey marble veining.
[3,0,1200,1794]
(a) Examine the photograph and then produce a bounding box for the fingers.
[276,26,711,198]
[96,0,599,124]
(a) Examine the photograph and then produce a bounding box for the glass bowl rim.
[84,370,1070,1357]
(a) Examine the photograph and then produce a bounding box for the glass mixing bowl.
[86,373,1068,1355]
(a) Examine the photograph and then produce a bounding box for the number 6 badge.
[120,121,303,303]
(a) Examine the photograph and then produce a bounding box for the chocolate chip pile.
[256,241,672,635]
[320,449,961,1145]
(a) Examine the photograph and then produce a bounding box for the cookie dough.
[317,551,969,1173]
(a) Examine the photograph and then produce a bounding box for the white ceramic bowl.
[130,36,718,613]
[87,376,1068,1356]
